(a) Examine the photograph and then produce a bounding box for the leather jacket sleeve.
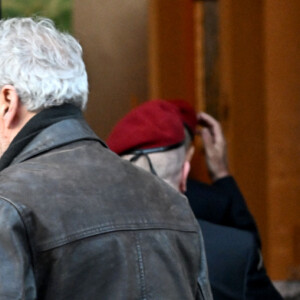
[197,230,213,300]
[0,199,36,300]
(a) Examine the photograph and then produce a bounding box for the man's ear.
[179,160,191,193]
[186,145,195,162]
[0,85,20,129]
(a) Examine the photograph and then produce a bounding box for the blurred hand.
[197,112,229,181]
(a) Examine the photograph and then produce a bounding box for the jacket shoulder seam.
[37,222,199,252]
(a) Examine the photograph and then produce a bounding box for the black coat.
[187,177,260,245]
[186,178,283,300]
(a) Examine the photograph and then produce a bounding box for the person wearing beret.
[107,100,213,299]
[107,99,283,300]
[169,100,261,244]
[168,99,283,300]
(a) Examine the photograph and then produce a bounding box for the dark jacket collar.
[0,104,107,170]
[0,104,82,171]
[12,118,107,165]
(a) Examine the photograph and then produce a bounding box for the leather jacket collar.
[12,118,107,165]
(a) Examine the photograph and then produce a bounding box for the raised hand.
[197,112,229,181]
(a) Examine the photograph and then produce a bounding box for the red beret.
[167,99,197,138]
[107,100,185,155]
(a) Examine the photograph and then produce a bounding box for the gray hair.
[122,145,186,191]
[0,17,88,111]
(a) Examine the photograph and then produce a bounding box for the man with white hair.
[0,18,211,299]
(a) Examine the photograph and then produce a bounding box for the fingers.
[196,112,230,180]
[197,112,224,145]
[201,127,213,149]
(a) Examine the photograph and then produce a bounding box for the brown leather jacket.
[0,118,212,299]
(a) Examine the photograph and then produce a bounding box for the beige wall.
[73,0,149,139]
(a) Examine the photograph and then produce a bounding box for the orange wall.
[148,0,196,103]
[148,0,209,182]
[264,0,300,279]
[220,0,300,279]
[219,0,268,266]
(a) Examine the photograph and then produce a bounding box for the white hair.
[122,145,186,191]
[0,17,88,111]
